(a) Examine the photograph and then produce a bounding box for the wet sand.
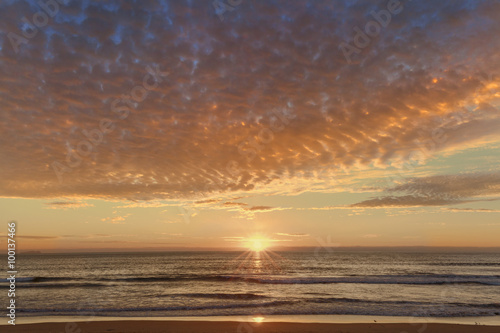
[1,320,499,333]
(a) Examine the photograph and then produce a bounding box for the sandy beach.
[2,321,499,333]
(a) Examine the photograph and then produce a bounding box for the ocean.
[3,251,500,318]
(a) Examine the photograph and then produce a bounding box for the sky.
[0,0,499,252]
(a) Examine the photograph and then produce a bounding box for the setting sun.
[245,237,271,252]
[251,240,265,252]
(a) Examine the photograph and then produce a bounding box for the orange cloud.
[44,201,94,209]
[0,1,499,202]
[351,172,500,208]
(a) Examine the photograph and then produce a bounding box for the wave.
[3,274,500,287]
[0,276,83,283]
[17,298,500,317]
[428,263,500,266]
[164,293,269,300]
[215,274,500,286]
[310,297,500,308]
[18,300,296,314]
[10,282,114,289]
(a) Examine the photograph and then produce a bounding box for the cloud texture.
[351,172,500,207]
[0,0,499,200]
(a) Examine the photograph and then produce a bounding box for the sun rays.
[223,236,288,275]
[245,237,270,252]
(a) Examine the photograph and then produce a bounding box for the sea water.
[2,251,500,318]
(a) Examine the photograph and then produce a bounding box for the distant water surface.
[3,251,500,318]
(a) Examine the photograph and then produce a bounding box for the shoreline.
[5,314,500,326]
[1,319,500,333]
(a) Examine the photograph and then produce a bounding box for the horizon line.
[16,245,500,254]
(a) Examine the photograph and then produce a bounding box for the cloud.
[351,172,500,207]
[222,236,245,243]
[44,201,94,209]
[246,206,275,211]
[87,234,112,238]
[276,233,309,237]
[351,195,468,208]
[61,234,114,239]
[223,202,248,207]
[101,214,131,224]
[231,205,291,219]
[0,1,499,200]
[298,206,363,210]
[177,198,290,219]
[194,199,222,205]
[444,208,500,213]
[1,233,136,240]
[389,172,500,199]
[362,234,380,238]
[14,235,59,240]
[115,202,176,208]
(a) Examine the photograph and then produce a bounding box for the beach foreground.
[2,321,499,333]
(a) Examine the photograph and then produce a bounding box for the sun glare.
[245,237,270,252]
[251,240,265,252]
